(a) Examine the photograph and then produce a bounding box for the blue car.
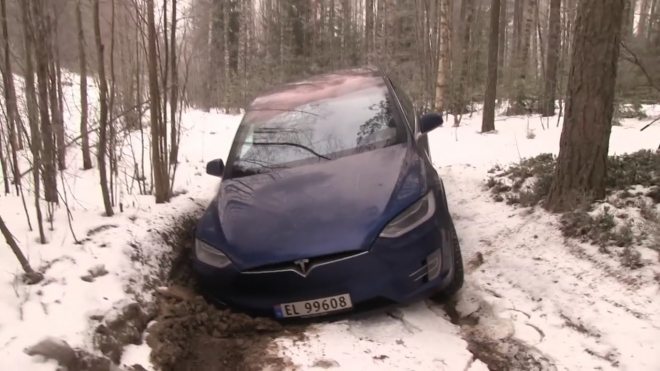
[193,68,463,319]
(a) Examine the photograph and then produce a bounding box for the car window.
[226,80,407,178]
[391,82,417,132]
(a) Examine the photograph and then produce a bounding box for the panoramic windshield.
[226,75,407,178]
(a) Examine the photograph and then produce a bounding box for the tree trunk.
[542,0,561,116]
[483,0,501,132]
[48,9,66,171]
[638,0,650,37]
[510,0,536,114]
[544,0,625,213]
[21,0,46,244]
[455,0,474,117]
[435,0,451,112]
[48,13,65,171]
[0,129,9,195]
[170,0,179,165]
[649,0,659,41]
[92,0,114,216]
[0,0,21,193]
[498,0,508,70]
[31,0,58,204]
[629,0,637,37]
[366,0,374,62]
[77,0,92,170]
[147,0,170,204]
[0,214,42,284]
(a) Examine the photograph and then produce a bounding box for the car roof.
[247,67,388,113]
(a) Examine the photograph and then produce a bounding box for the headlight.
[380,192,436,238]
[195,239,232,268]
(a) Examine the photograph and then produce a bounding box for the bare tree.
[76,0,93,170]
[169,0,180,165]
[21,0,47,244]
[0,0,22,194]
[542,0,562,116]
[31,0,58,204]
[147,0,170,203]
[545,0,626,212]
[0,215,43,284]
[435,0,451,112]
[483,0,501,133]
[93,0,114,216]
[47,9,66,171]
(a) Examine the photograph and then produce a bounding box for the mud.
[94,302,155,364]
[143,211,307,371]
[441,298,557,371]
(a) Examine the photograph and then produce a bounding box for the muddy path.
[144,217,308,371]
[139,212,556,371]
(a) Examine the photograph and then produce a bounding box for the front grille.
[244,249,367,275]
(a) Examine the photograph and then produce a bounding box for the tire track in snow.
[438,163,660,370]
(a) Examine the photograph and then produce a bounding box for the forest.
[0,0,659,370]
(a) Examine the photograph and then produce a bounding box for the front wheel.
[431,221,464,302]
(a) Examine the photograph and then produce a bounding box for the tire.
[431,221,464,302]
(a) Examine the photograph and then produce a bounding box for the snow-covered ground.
[1,73,659,371]
[0,73,240,370]
[273,109,660,371]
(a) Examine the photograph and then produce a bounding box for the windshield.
[226,78,407,178]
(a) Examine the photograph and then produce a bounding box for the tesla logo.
[294,259,310,275]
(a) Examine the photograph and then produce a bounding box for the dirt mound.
[94,302,155,364]
[143,209,306,371]
[146,287,301,370]
[441,295,557,371]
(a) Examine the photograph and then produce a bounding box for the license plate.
[274,294,353,318]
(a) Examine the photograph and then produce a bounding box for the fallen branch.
[640,116,660,132]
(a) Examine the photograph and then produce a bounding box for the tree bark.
[147,0,170,204]
[170,0,179,165]
[545,0,626,213]
[47,11,65,171]
[629,0,637,37]
[0,0,21,194]
[509,0,536,114]
[92,0,114,216]
[0,126,9,195]
[31,0,58,204]
[638,0,650,37]
[455,0,474,117]
[0,214,42,284]
[542,0,562,116]
[77,0,92,170]
[498,0,507,70]
[435,0,451,112]
[483,0,501,133]
[20,0,46,244]
[366,0,374,62]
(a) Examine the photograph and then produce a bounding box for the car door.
[389,81,432,162]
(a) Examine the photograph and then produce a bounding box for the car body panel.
[196,143,425,270]
[194,186,456,316]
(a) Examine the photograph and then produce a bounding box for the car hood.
[196,143,424,270]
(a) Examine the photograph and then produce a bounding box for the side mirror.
[419,112,444,134]
[206,159,225,177]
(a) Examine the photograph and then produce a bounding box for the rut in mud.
[144,213,307,371]
[440,293,557,371]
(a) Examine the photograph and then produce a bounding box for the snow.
[0,72,240,370]
[0,70,659,370]
[274,109,660,370]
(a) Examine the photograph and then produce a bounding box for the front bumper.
[193,214,456,317]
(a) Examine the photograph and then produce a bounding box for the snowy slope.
[0,73,241,369]
[274,109,660,370]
